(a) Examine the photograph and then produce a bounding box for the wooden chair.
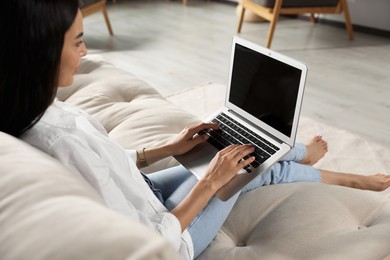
[81,0,114,35]
[237,0,354,48]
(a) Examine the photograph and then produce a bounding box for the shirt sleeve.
[49,135,142,220]
[48,133,189,255]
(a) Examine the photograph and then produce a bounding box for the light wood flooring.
[82,0,390,147]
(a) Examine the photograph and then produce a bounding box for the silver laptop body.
[175,36,308,201]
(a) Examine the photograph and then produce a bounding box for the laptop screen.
[226,37,307,146]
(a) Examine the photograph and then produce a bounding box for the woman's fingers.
[232,144,255,161]
[220,144,253,157]
[205,144,256,190]
[169,122,221,155]
[231,144,255,168]
[218,144,239,154]
[218,144,255,168]
[186,122,219,137]
[237,153,256,168]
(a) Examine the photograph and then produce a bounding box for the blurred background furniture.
[81,0,114,35]
[237,0,354,48]
[167,0,210,6]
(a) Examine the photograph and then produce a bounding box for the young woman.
[1,0,390,258]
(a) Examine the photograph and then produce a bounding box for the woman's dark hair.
[0,0,80,137]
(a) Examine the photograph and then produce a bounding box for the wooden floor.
[82,0,390,147]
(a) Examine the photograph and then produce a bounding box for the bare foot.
[347,173,390,191]
[322,171,390,191]
[300,136,328,166]
[362,174,390,191]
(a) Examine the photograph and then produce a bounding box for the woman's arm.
[136,122,219,168]
[138,121,255,231]
[171,144,255,231]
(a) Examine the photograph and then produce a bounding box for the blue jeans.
[147,142,321,258]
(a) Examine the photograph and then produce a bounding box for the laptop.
[175,36,308,201]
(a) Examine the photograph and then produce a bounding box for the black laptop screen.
[228,44,302,137]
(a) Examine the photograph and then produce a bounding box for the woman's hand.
[166,122,219,156]
[203,144,255,192]
[171,143,255,230]
[170,143,255,231]
[137,122,218,167]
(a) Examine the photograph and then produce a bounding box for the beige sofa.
[1,55,389,259]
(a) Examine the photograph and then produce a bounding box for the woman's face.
[58,10,87,87]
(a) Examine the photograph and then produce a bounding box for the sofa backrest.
[57,55,200,173]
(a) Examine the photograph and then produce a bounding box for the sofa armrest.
[0,132,179,259]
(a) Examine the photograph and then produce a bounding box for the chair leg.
[266,0,283,48]
[237,4,246,33]
[310,14,318,24]
[102,6,114,35]
[339,0,354,40]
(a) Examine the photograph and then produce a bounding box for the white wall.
[322,0,390,32]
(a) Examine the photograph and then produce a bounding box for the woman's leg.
[151,167,240,258]
[147,165,193,202]
[320,170,390,191]
[281,136,327,164]
[240,161,321,195]
[187,193,239,258]
[280,142,306,162]
[276,137,390,191]
[242,160,390,193]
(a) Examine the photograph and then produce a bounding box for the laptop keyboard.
[200,112,280,173]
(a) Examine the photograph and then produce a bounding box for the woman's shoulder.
[23,100,112,158]
[21,101,97,151]
[21,114,75,154]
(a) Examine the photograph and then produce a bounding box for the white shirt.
[22,100,193,259]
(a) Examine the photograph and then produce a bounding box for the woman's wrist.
[136,148,148,168]
[137,144,174,168]
[152,143,175,159]
[196,177,219,196]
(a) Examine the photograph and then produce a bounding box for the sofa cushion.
[198,182,390,259]
[0,132,179,259]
